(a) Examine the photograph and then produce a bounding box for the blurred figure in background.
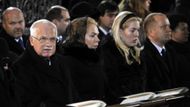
[167,14,190,60]
[119,0,151,19]
[167,13,190,107]
[150,0,175,13]
[69,1,99,21]
[97,0,119,46]
[46,5,70,43]
[174,0,190,32]
[68,0,102,10]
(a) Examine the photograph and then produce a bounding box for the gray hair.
[30,19,57,37]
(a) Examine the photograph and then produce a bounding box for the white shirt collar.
[151,41,166,56]
[15,37,23,42]
[98,26,111,36]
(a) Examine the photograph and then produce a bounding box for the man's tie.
[18,38,25,49]
[161,49,166,57]
[106,32,111,37]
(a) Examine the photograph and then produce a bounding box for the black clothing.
[142,39,178,92]
[167,40,190,107]
[98,28,112,47]
[124,5,150,19]
[167,40,190,61]
[101,38,146,104]
[60,42,107,102]
[175,0,190,17]
[0,38,18,65]
[150,0,175,13]
[0,28,28,55]
[69,1,100,20]
[167,40,190,88]
[0,67,20,107]
[0,38,19,107]
[12,43,76,107]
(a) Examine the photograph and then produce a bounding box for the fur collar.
[63,42,100,62]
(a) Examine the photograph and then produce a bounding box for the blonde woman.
[102,11,146,104]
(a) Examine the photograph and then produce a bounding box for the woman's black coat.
[61,43,107,102]
[101,38,146,104]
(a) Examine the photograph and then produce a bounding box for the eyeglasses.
[31,36,57,43]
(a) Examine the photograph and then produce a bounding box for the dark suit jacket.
[0,28,28,55]
[142,38,178,92]
[98,28,112,47]
[12,43,77,107]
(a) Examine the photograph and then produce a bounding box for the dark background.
[1,0,189,27]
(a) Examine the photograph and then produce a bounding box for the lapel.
[145,39,171,73]
[164,45,178,73]
[98,28,107,40]
[1,29,29,54]
[22,35,28,48]
[8,36,24,51]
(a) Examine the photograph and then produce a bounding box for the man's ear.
[52,19,59,26]
[147,27,157,39]
[2,21,5,29]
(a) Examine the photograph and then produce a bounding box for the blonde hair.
[112,11,142,64]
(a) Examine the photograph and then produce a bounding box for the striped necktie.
[18,38,25,49]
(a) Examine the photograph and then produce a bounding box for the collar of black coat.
[24,41,56,67]
[0,28,16,40]
[0,28,27,45]
[62,42,100,62]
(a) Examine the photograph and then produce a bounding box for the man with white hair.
[12,19,77,107]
